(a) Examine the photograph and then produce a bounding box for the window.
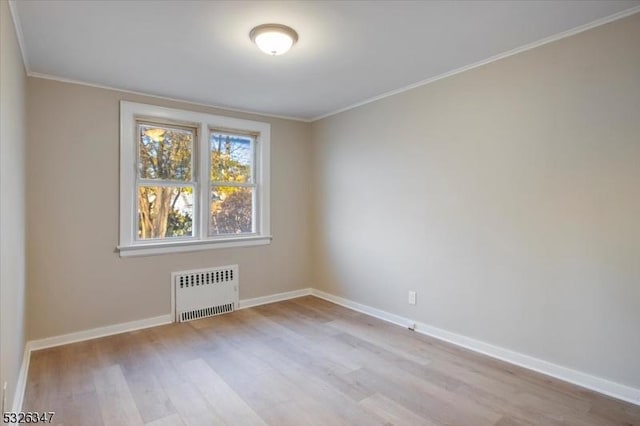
[137,122,195,240]
[119,101,270,256]
[210,131,256,236]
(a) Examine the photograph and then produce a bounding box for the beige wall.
[1,0,27,409]
[311,14,640,388]
[26,78,312,340]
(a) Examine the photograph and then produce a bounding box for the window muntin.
[209,131,257,236]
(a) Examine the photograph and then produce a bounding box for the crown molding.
[7,0,30,73]
[27,72,312,123]
[311,5,640,122]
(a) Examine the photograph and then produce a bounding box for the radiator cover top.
[173,265,239,322]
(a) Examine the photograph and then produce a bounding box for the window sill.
[117,235,272,257]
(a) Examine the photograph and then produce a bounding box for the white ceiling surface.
[13,1,640,120]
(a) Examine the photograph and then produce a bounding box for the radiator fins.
[179,302,234,322]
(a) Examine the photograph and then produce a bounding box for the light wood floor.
[23,296,640,425]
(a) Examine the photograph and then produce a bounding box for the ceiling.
[11,1,640,121]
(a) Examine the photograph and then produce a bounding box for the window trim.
[119,101,271,257]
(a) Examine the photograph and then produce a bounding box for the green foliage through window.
[210,133,255,235]
[137,123,195,239]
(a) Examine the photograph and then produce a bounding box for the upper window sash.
[209,130,256,185]
[136,121,197,184]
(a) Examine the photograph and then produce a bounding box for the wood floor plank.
[359,392,437,426]
[57,391,104,426]
[93,365,144,426]
[58,341,97,396]
[160,380,224,426]
[334,331,464,391]
[145,413,185,426]
[327,317,434,366]
[494,416,534,426]
[290,295,361,321]
[123,369,175,423]
[253,302,343,340]
[350,366,502,425]
[22,296,640,426]
[589,395,640,424]
[454,382,566,426]
[240,345,384,425]
[200,347,294,413]
[180,358,266,426]
[265,336,373,401]
[116,332,177,423]
[257,399,329,426]
[225,306,364,376]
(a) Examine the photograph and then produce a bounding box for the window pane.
[138,186,194,239]
[210,132,253,183]
[139,124,193,181]
[210,186,254,235]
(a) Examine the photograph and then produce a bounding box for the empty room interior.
[2,1,640,425]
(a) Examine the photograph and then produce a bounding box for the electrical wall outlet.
[408,291,417,305]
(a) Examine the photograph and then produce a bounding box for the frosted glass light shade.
[250,24,298,56]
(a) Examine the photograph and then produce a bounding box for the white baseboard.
[310,289,640,406]
[238,288,312,309]
[25,289,313,354]
[11,345,30,412]
[28,314,173,352]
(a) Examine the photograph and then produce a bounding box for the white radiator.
[173,265,238,322]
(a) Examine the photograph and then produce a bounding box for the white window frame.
[119,101,271,257]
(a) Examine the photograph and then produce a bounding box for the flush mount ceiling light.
[250,24,298,56]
